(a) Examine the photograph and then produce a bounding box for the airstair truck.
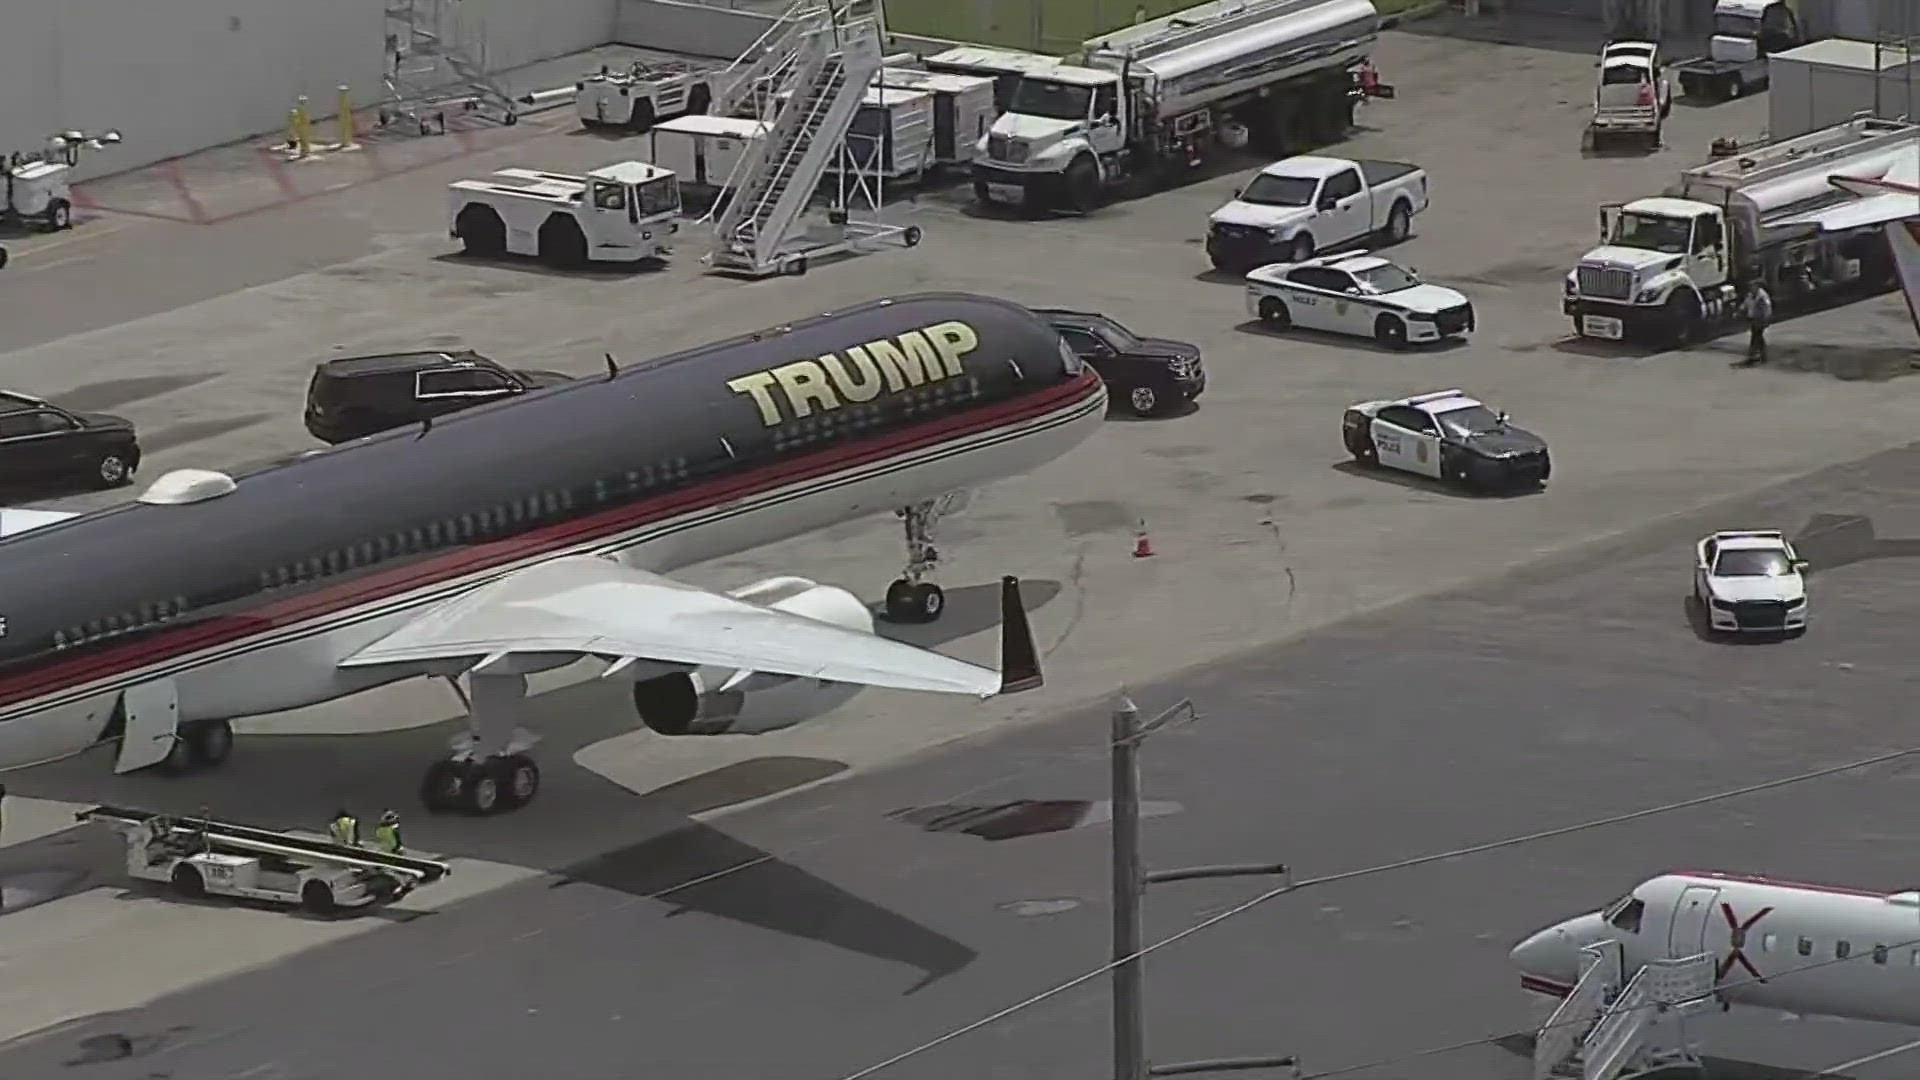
[958,0,1393,213]
[1564,115,1915,347]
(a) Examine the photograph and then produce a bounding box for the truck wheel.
[1288,234,1315,263]
[1257,297,1292,328]
[687,84,713,116]
[455,205,506,258]
[537,216,588,269]
[1065,155,1101,214]
[93,451,134,489]
[302,880,339,916]
[626,101,657,133]
[1127,385,1162,417]
[1351,438,1378,467]
[1374,314,1409,351]
[48,201,71,231]
[972,179,997,206]
[1381,201,1412,245]
[171,864,206,899]
[1664,291,1702,348]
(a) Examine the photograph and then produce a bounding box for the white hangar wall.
[0,0,618,182]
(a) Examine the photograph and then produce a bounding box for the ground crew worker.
[328,808,360,847]
[1737,278,1773,367]
[372,810,403,854]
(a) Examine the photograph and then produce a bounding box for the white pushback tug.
[78,804,452,916]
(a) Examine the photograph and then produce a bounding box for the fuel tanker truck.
[935,0,1394,213]
[1564,114,1915,348]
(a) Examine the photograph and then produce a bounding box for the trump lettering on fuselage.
[726,320,981,426]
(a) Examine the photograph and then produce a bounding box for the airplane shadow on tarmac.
[1,577,1063,988]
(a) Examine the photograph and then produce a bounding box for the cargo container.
[1768,38,1920,140]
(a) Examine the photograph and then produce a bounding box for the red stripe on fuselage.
[0,371,1104,709]
[1668,871,1889,899]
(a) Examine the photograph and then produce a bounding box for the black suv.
[1035,310,1206,418]
[0,390,141,490]
[304,351,573,444]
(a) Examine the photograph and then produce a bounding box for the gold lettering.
[868,331,946,391]
[924,321,979,377]
[817,347,885,403]
[770,359,842,419]
[727,371,784,427]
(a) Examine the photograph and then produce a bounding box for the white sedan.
[1245,253,1475,350]
[1692,530,1809,635]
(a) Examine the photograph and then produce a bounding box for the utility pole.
[1109,695,1300,1080]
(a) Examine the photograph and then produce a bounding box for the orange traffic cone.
[1133,521,1154,558]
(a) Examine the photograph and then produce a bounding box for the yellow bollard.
[290,95,313,157]
[336,85,359,150]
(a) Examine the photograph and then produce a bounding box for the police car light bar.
[1401,388,1466,405]
[1712,530,1785,540]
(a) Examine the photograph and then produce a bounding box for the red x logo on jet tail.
[1718,903,1773,983]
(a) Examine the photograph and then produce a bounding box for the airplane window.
[1762,933,1778,953]
[1605,897,1645,933]
[1798,937,1814,956]
[1874,945,1889,964]
[1911,949,1920,966]
[52,631,65,649]
[1836,941,1851,960]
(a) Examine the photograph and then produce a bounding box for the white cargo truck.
[878,68,998,166]
[79,805,452,916]
[449,161,683,268]
[1673,0,1805,100]
[648,115,770,198]
[1564,115,1914,347]
[575,56,719,132]
[835,86,937,179]
[944,0,1394,212]
[1768,39,1920,142]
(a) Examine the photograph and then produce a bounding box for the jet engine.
[629,576,872,736]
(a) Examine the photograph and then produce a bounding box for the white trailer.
[78,805,452,916]
[575,54,722,132]
[921,46,1072,113]
[945,0,1395,213]
[648,115,770,197]
[1564,114,1917,347]
[448,161,683,268]
[834,86,937,179]
[878,68,998,166]
[1768,39,1920,142]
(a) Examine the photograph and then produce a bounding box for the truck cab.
[973,65,1127,210]
[1565,197,1733,343]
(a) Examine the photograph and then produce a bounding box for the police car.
[1692,530,1809,635]
[1245,253,1475,350]
[1341,389,1551,491]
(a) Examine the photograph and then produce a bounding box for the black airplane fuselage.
[0,292,1106,767]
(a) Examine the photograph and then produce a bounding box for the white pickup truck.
[1206,155,1429,274]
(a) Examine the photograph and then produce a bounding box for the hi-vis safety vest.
[373,824,402,853]
[329,816,359,846]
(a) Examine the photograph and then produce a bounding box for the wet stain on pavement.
[890,799,1182,841]
[54,374,218,414]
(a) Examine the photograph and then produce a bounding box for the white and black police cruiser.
[1246,253,1474,350]
[1341,388,1550,491]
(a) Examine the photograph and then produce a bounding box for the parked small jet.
[1513,870,1920,1026]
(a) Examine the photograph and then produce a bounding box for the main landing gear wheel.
[420,754,540,815]
[884,580,945,624]
[157,719,234,775]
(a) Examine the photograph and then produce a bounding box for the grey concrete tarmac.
[6,439,1920,1080]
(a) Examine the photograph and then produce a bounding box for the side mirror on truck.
[1317,197,1338,211]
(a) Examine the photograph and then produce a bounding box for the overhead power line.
[832,740,1920,1080]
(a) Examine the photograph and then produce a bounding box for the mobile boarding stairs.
[702,0,923,278]
[1533,941,1719,1080]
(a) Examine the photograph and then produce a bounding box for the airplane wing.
[1775,169,1920,232]
[0,508,79,538]
[338,555,1036,698]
